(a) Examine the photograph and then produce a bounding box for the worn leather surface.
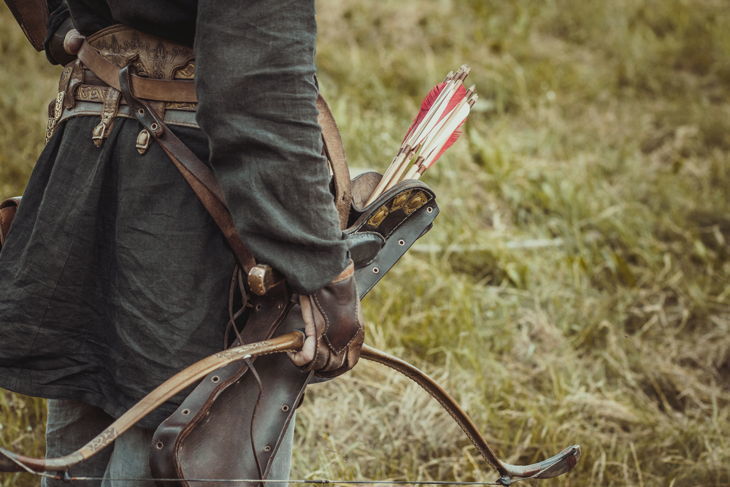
[0,197,21,248]
[296,261,364,378]
[77,33,197,103]
[313,263,360,353]
[87,25,195,81]
[149,283,309,487]
[3,0,48,50]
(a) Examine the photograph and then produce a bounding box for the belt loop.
[63,60,85,110]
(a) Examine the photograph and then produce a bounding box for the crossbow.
[0,331,580,486]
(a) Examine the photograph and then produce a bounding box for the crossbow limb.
[0,331,580,485]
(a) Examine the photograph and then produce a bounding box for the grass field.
[1,1,729,486]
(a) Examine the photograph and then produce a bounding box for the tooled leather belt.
[46,24,199,153]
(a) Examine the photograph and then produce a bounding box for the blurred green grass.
[2,1,729,486]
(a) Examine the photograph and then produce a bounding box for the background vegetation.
[1,0,728,486]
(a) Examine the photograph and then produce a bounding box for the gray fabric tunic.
[0,0,347,428]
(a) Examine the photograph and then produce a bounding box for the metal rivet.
[426,206,434,213]
[150,122,159,131]
[155,441,164,450]
[398,239,406,246]
[182,409,191,415]
[263,445,272,452]
[281,404,290,412]
[372,267,380,274]
[211,375,220,383]
[137,108,145,116]
[255,304,262,311]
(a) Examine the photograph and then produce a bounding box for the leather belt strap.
[77,42,198,103]
[59,101,199,128]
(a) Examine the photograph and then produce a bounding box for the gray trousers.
[42,399,294,486]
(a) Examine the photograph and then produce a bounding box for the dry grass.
[1,1,729,486]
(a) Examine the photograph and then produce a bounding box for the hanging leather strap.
[116,64,258,273]
[315,96,352,229]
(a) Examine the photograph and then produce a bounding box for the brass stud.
[404,191,428,215]
[390,190,412,212]
[367,206,389,228]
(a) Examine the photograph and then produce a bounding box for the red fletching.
[426,124,464,169]
[402,82,446,143]
[438,84,468,123]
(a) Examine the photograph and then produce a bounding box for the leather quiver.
[0,197,21,248]
[346,173,439,298]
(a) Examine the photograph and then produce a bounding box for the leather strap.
[117,64,258,273]
[316,96,352,229]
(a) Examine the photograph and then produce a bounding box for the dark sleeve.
[194,0,348,293]
[44,0,75,65]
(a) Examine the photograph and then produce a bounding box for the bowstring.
[52,477,512,485]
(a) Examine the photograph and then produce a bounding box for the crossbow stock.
[0,330,580,486]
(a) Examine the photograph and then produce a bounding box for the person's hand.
[63,29,85,55]
[288,260,364,378]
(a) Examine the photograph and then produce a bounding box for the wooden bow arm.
[0,331,306,474]
[1,334,580,485]
[360,345,581,485]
